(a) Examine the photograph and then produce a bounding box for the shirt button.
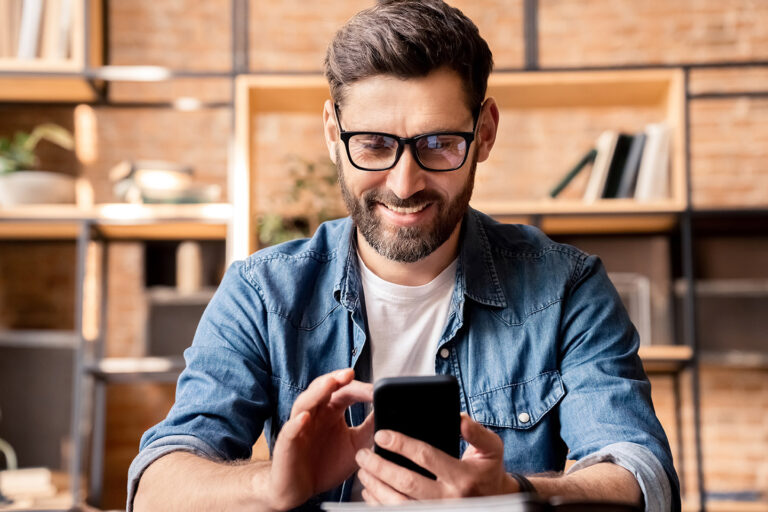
[439,347,450,359]
[351,347,357,356]
[518,412,531,423]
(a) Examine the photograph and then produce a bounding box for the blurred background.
[0,1,766,511]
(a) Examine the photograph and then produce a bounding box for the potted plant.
[257,155,346,247]
[0,123,77,207]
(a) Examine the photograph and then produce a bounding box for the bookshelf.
[234,69,687,254]
[0,204,230,505]
[0,0,102,102]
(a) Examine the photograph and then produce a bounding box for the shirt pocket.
[468,370,565,429]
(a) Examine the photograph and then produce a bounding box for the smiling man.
[129,1,679,511]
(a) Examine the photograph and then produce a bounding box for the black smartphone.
[373,374,460,479]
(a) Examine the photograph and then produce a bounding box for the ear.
[323,99,339,164]
[474,97,499,163]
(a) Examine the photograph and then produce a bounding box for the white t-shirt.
[351,254,458,500]
[357,254,458,381]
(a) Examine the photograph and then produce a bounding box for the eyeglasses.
[334,103,479,172]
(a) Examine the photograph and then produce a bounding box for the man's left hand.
[355,412,518,504]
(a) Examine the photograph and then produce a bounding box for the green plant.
[0,123,74,175]
[257,155,346,247]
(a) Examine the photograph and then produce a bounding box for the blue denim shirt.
[128,208,679,511]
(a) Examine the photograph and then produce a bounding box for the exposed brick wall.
[538,0,768,67]
[247,0,524,72]
[248,0,371,72]
[690,97,768,207]
[0,242,76,330]
[109,0,231,71]
[690,67,768,95]
[80,107,230,202]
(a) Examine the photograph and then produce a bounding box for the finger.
[357,467,410,505]
[290,369,354,417]
[356,447,441,500]
[373,429,459,480]
[328,380,373,410]
[277,411,309,442]
[361,488,379,505]
[459,413,503,456]
[350,410,375,451]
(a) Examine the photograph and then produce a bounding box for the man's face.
[330,68,479,263]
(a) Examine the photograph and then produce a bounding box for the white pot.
[0,171,76,207]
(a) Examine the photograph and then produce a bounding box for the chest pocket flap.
[469,370,564,429]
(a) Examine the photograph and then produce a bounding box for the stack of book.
[0,0,74,61]
[550,123,671,203]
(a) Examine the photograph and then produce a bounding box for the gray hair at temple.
[324,0,494,113]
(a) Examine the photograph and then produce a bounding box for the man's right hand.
[266,368,374,511]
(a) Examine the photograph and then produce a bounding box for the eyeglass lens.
[348,133,468,171]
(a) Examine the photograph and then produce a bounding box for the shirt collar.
[458,208,508,308]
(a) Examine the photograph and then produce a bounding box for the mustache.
[362,189,442,209]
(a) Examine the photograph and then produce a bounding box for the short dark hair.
[324,0,493,113]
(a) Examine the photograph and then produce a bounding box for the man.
[129,1,679,511]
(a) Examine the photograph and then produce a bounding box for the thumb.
[460,412,503,455]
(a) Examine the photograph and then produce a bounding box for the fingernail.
[355,448,369,464]
[374,430,392,446]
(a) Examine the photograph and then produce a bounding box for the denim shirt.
[128,208,680,511]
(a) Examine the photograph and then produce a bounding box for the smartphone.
[373,374,460,479]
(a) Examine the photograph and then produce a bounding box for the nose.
[385,145,427,200]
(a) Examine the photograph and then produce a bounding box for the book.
[549,148,597,198]
[601,133,633,198]
[5,0,24,58]
[56,0,73,59]
[40,0,63,59]
[582,130,618,202]
[615,132,647,198]
[0,3,10,57]
[634,123,671,201]
[17,0,44,59]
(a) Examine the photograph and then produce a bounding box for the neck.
[356,221,462,286]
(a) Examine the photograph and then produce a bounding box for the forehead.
[340,68,472,133]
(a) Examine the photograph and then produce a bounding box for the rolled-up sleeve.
[126,261,273,511]
[557,254,680,511]
[568,441,672,512]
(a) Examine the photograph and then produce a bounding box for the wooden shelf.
[639,345,693,373]
[0,75,99,102]
[0,329,78,349]
[0,0,102,102]
[235,69,687,254]
[0,203,231,240]
[84,356,185,383]
[675,278,768,298]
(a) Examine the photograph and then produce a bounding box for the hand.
[355,412,518,504]
[267,369,374,511]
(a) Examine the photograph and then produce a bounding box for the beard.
[336,147,476,263]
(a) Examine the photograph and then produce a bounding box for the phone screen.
[372,375,460,479]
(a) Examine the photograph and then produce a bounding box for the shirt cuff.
[567,441,671,512]
[126,434,221,512]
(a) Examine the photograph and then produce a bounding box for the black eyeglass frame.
[333,103,481,172]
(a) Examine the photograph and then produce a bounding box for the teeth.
[384,203,428,214]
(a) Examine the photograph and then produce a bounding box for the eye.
[353,134,396,151]
[419,135,465,152]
